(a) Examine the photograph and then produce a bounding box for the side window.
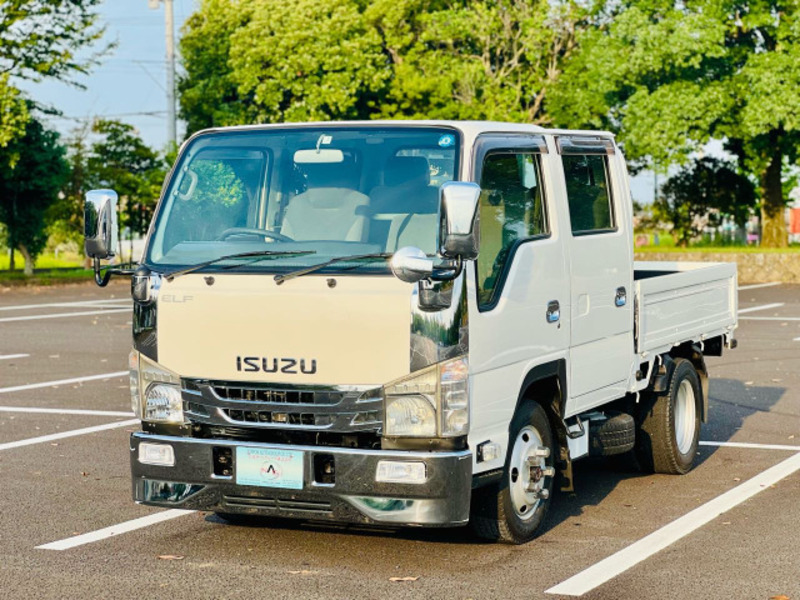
[562,154,614,234]
[477,152,548,309]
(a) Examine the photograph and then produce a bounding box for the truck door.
[557,137,633,414]
[468,135,570,441]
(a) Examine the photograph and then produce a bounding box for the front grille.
[223,495,333,515]
[214,386,333,405]
[223,408,318,425]
[182,380,382,435]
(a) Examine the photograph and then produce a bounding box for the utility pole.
[149,0,177,146]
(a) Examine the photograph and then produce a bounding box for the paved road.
[0,281,797,599]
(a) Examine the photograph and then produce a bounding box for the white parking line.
[0,418,139,451]
[740,316,800,322]
[700,441,800,451]
[0,308,131,323]
[545,451,800,596]
[0,299,131,311]
[737,303,784,315]
[738,282,781,291]
[0,371,127,395]
[36,509,195,551]
[0,406,134,417]
[0,354,29,360]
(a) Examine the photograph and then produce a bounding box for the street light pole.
[149,0,177,146]
[164,0,176,146]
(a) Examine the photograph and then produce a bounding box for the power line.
[46,111,168,121]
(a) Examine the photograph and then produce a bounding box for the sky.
[18,0,658,203]
[19,0,192,153]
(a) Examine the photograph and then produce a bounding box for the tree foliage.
[368,0,585,122]
[86,119,166,241]
[551,0,800,247]
[0,115,68,274]
[0,0,104,82]
[654,157,756,246]
[178,0,586,131]
[0,0,103,153]
[0,74,27,150]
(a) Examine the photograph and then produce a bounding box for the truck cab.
[85,121,737,543]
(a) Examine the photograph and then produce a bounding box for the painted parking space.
[0,282,797,599]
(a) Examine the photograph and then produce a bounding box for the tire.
[589,412,635,457]
[470,402,555,544]
[636,358,701,475]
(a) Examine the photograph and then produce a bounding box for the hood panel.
[157,274,413,386]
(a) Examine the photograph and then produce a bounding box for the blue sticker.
[438,134,455,148]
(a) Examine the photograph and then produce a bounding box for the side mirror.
[390,246,434,283]
[84,189,119,259]
[439,181,480,260]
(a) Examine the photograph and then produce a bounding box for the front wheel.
[471,402,555,544]
[636,358,702,474]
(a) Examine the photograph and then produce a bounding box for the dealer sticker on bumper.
[235,447,304,490]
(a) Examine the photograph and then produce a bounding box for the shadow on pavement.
[200,377,785,545]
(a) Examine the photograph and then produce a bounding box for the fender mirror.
[84,189,119,260]
[439,182,480,260]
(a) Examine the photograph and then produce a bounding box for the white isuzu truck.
[85,121,737,543]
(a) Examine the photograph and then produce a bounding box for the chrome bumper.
[130,432,472,527]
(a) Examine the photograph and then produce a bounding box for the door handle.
[546,300,560,323]
[615,287,627,307]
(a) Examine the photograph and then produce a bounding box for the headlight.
[129,350,183,423]
[383,356,469,438]
[144,384,183,423]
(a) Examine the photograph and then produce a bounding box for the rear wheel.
[636,358,701,474]
[471,402,555,544]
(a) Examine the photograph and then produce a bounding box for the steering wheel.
[217,227,294,242]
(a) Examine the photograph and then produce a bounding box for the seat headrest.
[384,156,430,188]
[300,161,359,189]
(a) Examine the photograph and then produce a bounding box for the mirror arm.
[429,256,463,282]
[93,257,135,287]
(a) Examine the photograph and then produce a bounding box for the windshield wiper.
[274,253,393,285]
[164,250,316,282]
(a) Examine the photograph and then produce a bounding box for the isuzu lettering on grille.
[236,356,317,374]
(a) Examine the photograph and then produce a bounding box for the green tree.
[0,116,69,274]
[654,157,756,246]
[551,0,800,247]
[46,124,90,246]
[0,74,28,150]
[178,0,587,134]
[178,0,252,133]
[368,0,586,123]
[87,120,166,259]
[0,0,103,147]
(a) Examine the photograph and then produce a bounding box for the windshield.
[146,126,460,275]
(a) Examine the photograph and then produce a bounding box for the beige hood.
[156,274,413,386]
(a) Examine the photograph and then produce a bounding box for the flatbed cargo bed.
[634,261,738,356]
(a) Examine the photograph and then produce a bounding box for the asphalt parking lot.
[0,280,798,600]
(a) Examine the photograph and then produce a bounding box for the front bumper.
[130,432,473,527]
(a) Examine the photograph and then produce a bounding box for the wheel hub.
[675,379,697,455]
[509,425,552,520]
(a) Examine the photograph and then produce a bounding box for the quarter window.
[477,152,547,309]
[563,154,614,234]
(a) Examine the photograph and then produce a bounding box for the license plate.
[235,447,304,490]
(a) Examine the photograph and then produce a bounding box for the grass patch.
[0,268,95,286]
[0,252,84,270]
